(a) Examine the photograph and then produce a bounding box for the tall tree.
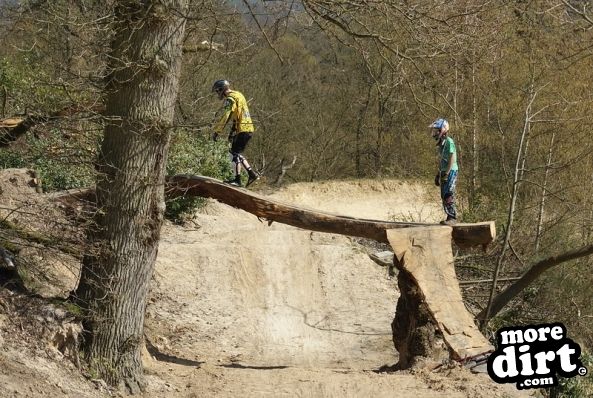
[75,0,188,392]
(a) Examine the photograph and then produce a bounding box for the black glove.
[434,172,440,187]
[211,132,219,142]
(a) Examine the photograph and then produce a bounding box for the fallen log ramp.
[388,227,494,359]
[166,175,495,359]
[166,175,495,249]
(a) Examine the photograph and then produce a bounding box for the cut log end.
[451,221,496,249]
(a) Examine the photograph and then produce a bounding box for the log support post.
[391,268,448,368]
[387,227,493,369]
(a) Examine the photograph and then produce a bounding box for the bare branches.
[562,0,593,28]
[0,103,104,147]
[241,0,284,64]
[274,155,297,185]
[477,242,593,322]
[482,84,538,328]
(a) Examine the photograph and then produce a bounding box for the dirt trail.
[143,178,532,397]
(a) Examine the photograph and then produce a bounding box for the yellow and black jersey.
[213,90,254,134]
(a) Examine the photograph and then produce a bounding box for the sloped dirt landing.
[143,179,532,397]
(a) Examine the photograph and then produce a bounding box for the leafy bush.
[550,351,593,398]
[0,124,230,223]
[165,128,232,222]
[0,150,26,169]
[0,56,69,115]
[0,55,97,190]
[0,128,97,191]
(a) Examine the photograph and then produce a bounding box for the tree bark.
[535,132,555,253]
[391,268,447,369]
[75,1,187,392]
[388,227,492,366]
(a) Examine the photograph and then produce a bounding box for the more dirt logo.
[487,323,588,390]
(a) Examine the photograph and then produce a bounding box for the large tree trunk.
[75,1,187,392]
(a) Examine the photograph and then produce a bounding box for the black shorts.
[230,133,252,154]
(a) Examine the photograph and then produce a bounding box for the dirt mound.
[269,178,441,222]
[0,288,102,397]
[0,168,41,203]
[0,168,81,298]
[143,179,532,397]
[0,169,98,396]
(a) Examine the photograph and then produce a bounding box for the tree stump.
[391,268,448,369]
[387,227,493,369]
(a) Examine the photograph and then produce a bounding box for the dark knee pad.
[444,192,454,204]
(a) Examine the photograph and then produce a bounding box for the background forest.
[0,0,592,395]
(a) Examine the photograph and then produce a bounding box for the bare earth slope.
[143,178,533,398]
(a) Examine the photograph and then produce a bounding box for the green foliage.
[0,53,96,190]
[0,123,231,223]
[0,56,68,114]
[551,352,593,398]
[0,127,97,191]
[36,157,95,192]
[52,299,84,317]
[164,128,232,222]
[0,150,26,169]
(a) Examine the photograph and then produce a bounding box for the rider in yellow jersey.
[211,79,259,187]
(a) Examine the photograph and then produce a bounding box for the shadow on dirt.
[219,363,289,370]
[145,336,203,368]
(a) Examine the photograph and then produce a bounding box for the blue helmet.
[431,118,447,130]
[429,118,449,141]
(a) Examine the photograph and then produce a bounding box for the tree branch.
[0,103,104,147]
[477,242,593,322]
[164,175,496,248]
